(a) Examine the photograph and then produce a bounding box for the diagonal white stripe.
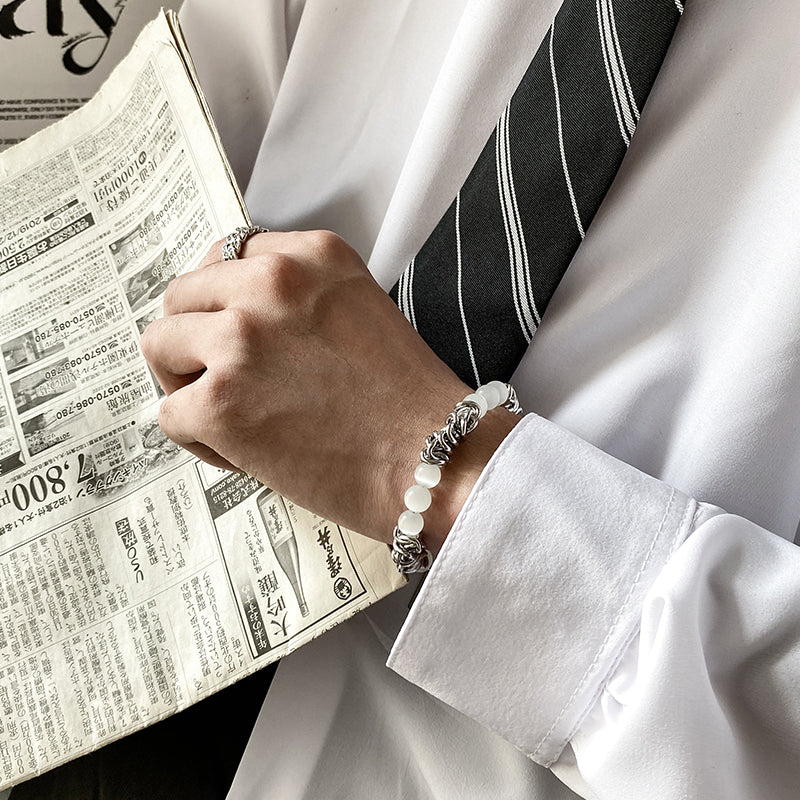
[398,266,408,320]
[397,270,408,317]
[496,106,538,342]
[597,0,644,144]
[495,115,522,340]
[503,106,540,330]
[496,112,520,335]
[596,0,630,144]
[407,257,417,330]
[455,192,481,386]
[606,0,640,123]
[604,0,638,136]
[397,269,405,316]
[674,0,684,12]
[549,24,585,239]
[600,0,637,138]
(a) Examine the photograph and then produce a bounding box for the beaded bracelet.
[391,381,523,574]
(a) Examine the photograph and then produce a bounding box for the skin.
[140,229,520,550]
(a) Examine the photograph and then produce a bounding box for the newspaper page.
[0,0,182,151]
[0,11,404,790]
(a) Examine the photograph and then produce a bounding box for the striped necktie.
[390,0,685,386]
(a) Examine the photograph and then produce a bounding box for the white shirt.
[178,1,800,797]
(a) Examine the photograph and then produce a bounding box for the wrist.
[420,407,519,552]
[390,382,522,573]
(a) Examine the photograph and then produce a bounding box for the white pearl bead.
[414,462,441,488]
[398,510,424,536]
[404,484,432,512]
[476,382,503,410]
[482,380,509,408]
[463,392,488,418]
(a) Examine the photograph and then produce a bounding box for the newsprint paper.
[0,10,404,790]
[0,0,182,151]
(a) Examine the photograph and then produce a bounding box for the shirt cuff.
[387,412,696,767]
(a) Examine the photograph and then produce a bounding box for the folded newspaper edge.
[0,11,404,790]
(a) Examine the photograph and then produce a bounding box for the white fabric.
[175,0,800,797]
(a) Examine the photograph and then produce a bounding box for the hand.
[140,230,519,546]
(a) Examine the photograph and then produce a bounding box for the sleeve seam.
[531,490,695,766]
[389,415,529,658]
[550,495,697,764]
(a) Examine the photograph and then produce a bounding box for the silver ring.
[222,225,269,261]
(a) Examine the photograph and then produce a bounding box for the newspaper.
[0,0,182,151]
[0,10,404,790]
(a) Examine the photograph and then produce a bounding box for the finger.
[196,233,253,270]
[166,228,355,317]
[197,228,333,271]
[140,313,214,394]
[157,384,242,472]
[165,233,323,315]
[174,439,242,473]
[197,228,289,270]
[197,237,226,269]
[162,260,245,315]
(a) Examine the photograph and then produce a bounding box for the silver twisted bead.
[391,382,523,576]
[503,385,522,415]
[421,401,481,466]
[391,527,432,573]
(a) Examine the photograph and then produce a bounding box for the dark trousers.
[11,665,276,800]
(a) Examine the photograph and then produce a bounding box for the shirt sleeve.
[387,412,800,799]
[178,0,306,190]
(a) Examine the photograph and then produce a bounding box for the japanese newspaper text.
[0,11,404,790]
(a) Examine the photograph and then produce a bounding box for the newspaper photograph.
[0,11,404,790]
[0,0,182,151]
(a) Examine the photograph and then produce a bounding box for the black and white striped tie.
[390,0,685,386]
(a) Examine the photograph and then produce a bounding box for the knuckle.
[203,364,239,411]
[308,229,354,265]
[306,229,362,278]
[222,305,255,344]
[308,228,344,252]
[218,307,265,370]
[253,253,308,305]
[262,251,296,279]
